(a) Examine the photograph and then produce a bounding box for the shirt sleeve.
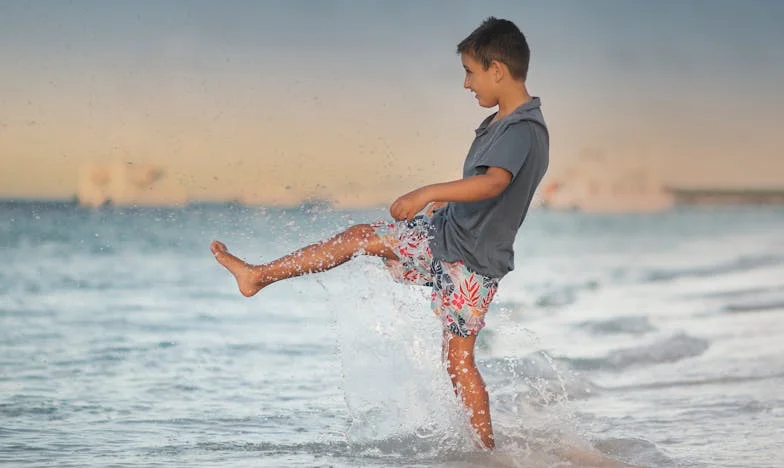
[473,121,532,179]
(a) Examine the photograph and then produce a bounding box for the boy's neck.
[494,84,531,121]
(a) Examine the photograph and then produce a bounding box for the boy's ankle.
[254,265,278,287]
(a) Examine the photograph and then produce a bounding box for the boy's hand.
[390,188,431,221]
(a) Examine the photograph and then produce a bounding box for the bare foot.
[210,240,267,297]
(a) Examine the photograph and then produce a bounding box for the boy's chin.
[476,97,499,108]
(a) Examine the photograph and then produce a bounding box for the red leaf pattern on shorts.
[459,274,481,308]
[402,269,422,283]
[480,285,497,310]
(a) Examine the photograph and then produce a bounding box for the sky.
[1,0,783,204]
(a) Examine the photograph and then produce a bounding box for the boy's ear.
[489,60,505,82]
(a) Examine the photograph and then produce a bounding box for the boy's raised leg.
[444,332,495,449]
[210,224,396,297]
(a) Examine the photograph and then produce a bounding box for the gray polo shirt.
[429,97,549,278]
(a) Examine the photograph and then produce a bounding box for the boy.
[210,17,549,449]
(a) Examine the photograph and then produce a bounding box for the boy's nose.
[463,77,470,89]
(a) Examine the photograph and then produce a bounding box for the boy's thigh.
[431,260,499,337]
[370,216,435,286]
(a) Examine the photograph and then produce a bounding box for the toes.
[210,240,227,254]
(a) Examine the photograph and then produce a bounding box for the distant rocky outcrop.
[77,162,188,207]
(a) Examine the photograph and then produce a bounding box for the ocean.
[1,201,782,467]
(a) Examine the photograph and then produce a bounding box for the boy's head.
[457,17,530,108]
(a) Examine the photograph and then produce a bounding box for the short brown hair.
[457,17,530,81]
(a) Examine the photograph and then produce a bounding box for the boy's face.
[461,53,498,108]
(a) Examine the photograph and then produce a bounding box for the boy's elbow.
[484,169,512,197]
[497,177,512,194]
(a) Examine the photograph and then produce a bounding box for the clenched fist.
[390,188,431,221]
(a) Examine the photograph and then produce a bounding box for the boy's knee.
[344,224,375,243]
[346,223,373,235]
[342,224,391,257]
[446,350,475,374]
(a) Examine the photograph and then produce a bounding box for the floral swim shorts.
[370,215,500,337]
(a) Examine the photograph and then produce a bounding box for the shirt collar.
[475,97,541,136]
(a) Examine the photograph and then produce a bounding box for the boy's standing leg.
[444,332,495,449]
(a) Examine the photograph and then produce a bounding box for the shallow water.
[1,202,783,467]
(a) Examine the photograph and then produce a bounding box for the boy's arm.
[390,167,512,221]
